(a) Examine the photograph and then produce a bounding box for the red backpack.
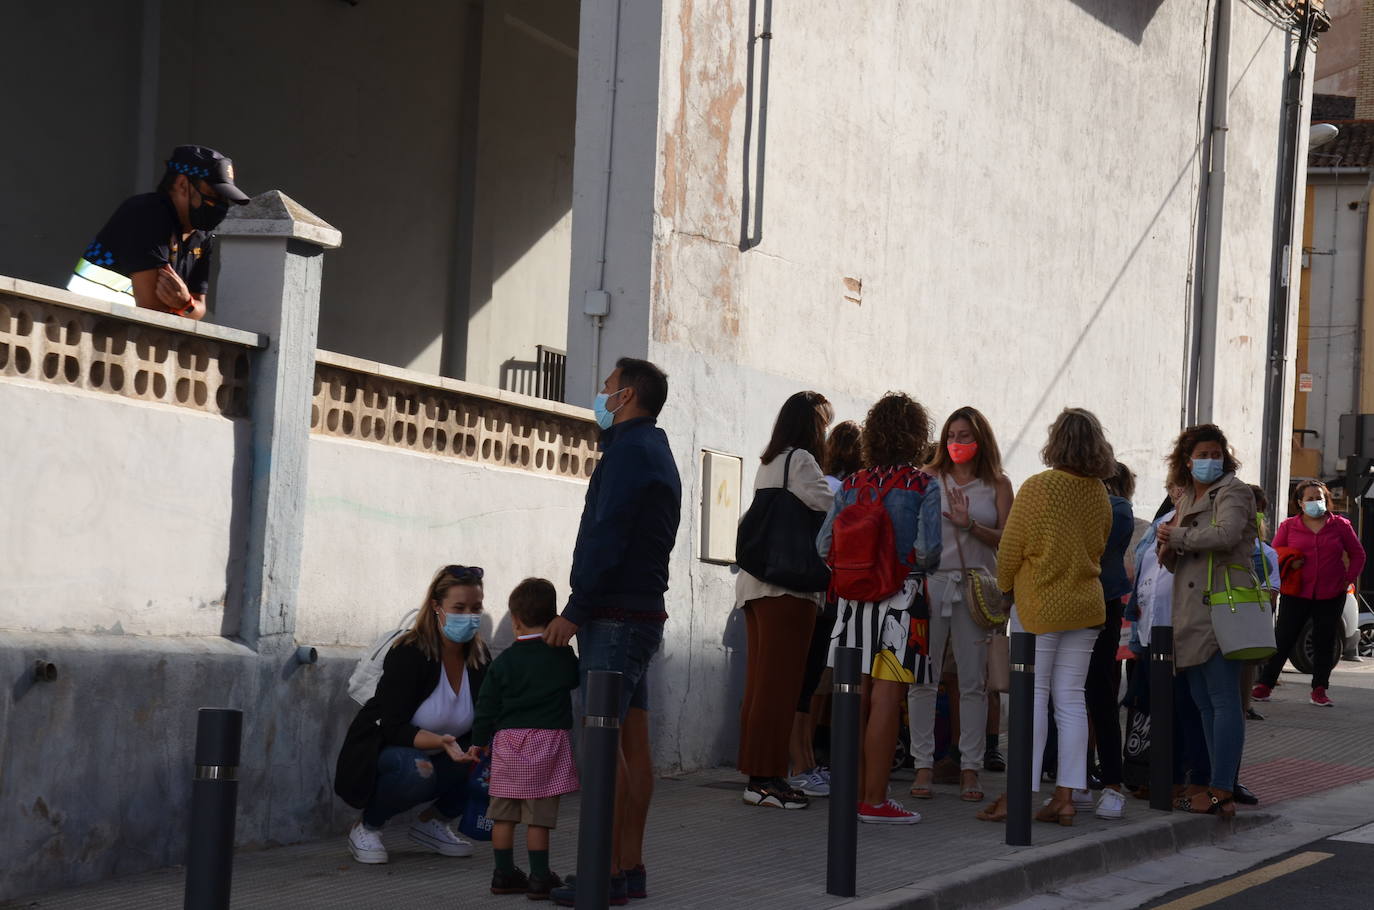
[828,470,907,602]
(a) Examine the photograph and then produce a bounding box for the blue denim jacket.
[815,466,942,574]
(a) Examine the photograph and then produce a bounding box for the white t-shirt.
[409,663,474,748]
[1136,513,1176,648]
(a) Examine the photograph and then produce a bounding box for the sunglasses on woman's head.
[444,565,485,581]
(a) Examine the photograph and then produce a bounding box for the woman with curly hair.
[982,408,1114,826]
[1157,424,1257,818]
[817,393,942,824]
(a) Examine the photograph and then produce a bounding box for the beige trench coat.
[1159,473,1258,669]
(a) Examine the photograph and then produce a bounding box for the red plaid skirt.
[489,728,579,799]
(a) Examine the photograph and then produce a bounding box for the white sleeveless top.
[409,663,474,747]
[937,475,999,574]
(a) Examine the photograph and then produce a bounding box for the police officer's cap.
[166,145,250,205]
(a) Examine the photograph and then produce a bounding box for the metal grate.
[537,345,566,403]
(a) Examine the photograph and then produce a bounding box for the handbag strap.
[1204,501,1265,597]
[781,447,795,492]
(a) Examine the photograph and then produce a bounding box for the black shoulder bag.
[734,449,832,592]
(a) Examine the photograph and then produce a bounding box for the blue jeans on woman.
[1183,652,1244,791]
[362,746,471,829]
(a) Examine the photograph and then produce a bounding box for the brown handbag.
[954,521,1007,630]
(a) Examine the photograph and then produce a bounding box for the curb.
[835,809,1277,910]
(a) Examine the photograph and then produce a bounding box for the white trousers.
[1011,609,1095,793]
[907,572,991,771]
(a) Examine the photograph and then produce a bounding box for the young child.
[471,577,580,899]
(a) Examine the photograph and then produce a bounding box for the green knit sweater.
[471,637,580,747]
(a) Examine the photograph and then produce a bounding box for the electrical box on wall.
[700,450,743,564]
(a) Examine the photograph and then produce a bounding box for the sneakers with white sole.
[1095,788,1126,819]
[1047,790,1096,810]
[857,799,921,824]
[348,821,388,864]
[794,767,831,797]
[408,816,474,857]
[744,779,809,809]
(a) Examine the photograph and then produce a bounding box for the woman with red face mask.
[906,407,1014,805]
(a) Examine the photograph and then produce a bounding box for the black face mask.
[188,186,228,232]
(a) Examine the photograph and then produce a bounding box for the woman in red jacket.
[1252,480,1366,707]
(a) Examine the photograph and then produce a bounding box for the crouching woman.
[335,565,491,863]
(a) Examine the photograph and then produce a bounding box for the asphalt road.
[1141,825,1374,909]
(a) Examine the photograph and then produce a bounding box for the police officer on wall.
[69,145,249,320]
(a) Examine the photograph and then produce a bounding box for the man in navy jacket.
[545,357,681,904]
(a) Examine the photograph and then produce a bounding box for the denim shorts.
[577,619,664,718]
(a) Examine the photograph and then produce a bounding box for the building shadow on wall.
[220,417,254,640]
[1066,0,1166,45]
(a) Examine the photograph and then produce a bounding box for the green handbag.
[1203,514,1277,661]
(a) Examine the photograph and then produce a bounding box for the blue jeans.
[1183,652,1244,791]
[362,746,471,829]
[577,619,663,719]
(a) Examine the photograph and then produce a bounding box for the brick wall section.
[1358,0,1374,118]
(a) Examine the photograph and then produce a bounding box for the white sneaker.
[1096,788,1126,820]
[348,821,388,864]
[408,816,474,857]
[1044,790,1096,810]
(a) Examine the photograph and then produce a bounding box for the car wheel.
[1291,618,1342,674]
[1360,621,1374,659]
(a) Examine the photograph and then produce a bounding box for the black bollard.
[826,646,861,898]
[1149,626,1175,812]
[184,708,243,910]
[576,671,623,910]
[1006,631,1035,846]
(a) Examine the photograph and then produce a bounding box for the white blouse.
[409,663,474,748]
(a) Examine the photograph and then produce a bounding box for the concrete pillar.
[565,0,664,402]
[213,191,342,650]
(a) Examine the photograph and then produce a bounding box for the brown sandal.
[975,793,1008,821]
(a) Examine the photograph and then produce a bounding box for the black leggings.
[1084,598,1125,787]
[797,596,839,713]
[1259,593,1345,690]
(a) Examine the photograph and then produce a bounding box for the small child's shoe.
[527,870,563,901]
[492,867,531,895]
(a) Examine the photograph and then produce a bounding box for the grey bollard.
[826,646,861,897]
[576,671,623,910]
[184,708,243,910]
[1149,626,1175,812]
[1006,631,1035,846]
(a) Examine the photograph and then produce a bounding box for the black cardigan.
[334,641,488,809]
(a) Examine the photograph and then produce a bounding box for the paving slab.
[5,664,1373,910]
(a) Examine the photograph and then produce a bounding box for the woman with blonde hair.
[908,406,1013,805]
[981,408,1114,825]
[335,565,492,863]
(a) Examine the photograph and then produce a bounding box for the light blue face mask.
[1191,458,1223,484]
[441,613,481,644]
[593,387,627,430]
[1303,499,1328,518]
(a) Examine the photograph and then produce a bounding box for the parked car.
[1288,588,1374,673]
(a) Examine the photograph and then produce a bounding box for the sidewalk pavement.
[7,663,1374,910]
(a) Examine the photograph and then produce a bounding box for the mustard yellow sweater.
[996,469,1111,634]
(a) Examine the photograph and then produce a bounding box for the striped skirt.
[828,575,935,685]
